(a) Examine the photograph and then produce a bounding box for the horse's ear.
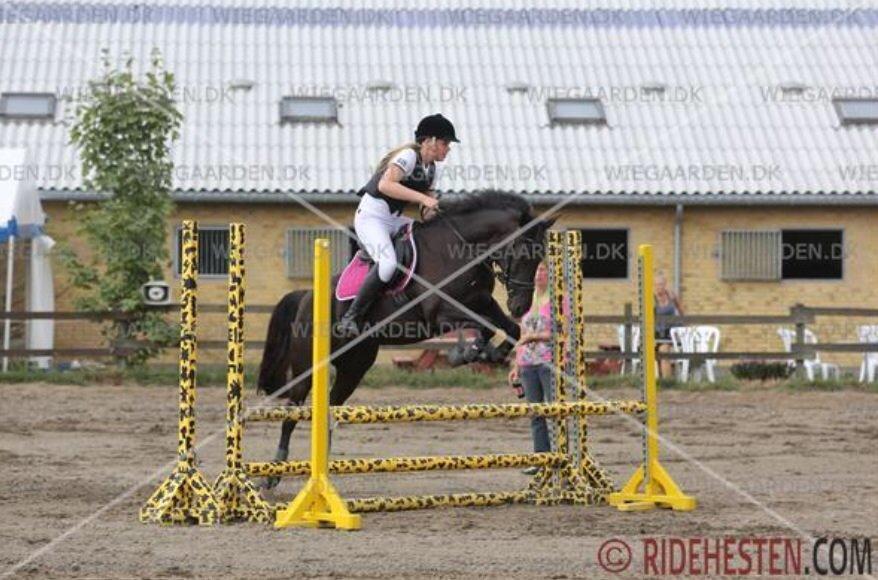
[536,218,557,234]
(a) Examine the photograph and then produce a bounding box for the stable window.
[578,229,628,279]
[720,231,782,281]
[0,92,56,120]
[781,230,843,279]
[833,98,878,125]
[547,98,606,125]
[720,229,843,281]
[174,226,229,277]
[287,227,352,278]
[280,96,337,123]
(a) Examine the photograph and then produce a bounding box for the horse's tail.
[257,289,306,395]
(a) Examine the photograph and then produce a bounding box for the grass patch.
[0,364,255,387]
[783,377,878,392]
[586,374,641,390]
[0,363,505,390]
[122,364,251,387]
[586,374,739,391]
[1,362,875,393]
[0,368,99,386]
[661,376,740,392]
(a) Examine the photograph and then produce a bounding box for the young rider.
[336,113,459,337]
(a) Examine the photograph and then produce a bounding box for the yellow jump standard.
[274,239,361,530]
[139,221,220,526]
[607,245,696,512]
[212,224,274,524]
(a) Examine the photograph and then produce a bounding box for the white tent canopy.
[0,148,45,242]
[0,147,53,371]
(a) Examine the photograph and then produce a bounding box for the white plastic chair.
[777,328,839,381]
[778,329,811,379]
[857,325,878,383]
[808,329,841,380]
[669,326,693,381]
[617,324,641,375]
[688,326,720,383]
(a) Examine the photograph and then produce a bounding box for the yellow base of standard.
[275,475,361,530]
[607,461,696,512]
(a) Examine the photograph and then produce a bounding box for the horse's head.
[424,191,557,319]
[500,217,556,319]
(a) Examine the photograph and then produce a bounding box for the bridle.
[439,211,537,293]
[495,252,536,292]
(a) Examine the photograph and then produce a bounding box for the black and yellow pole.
[546,230,568,493]
[213,223,273,523]
[140,221,220,526]
[565,230,615,495]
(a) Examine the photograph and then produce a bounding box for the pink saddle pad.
[335,226,417,301]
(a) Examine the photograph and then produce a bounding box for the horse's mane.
[429,190,533,224]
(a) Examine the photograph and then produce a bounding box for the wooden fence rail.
[1,304,878,375]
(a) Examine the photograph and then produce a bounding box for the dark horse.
[256,191,555,485]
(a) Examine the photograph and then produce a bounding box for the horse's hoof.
[477,344,499,363]
[462,344,482,364]
[260,476,280,491]
[447,346,466,367]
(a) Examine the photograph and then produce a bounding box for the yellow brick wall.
[43,200,878,371]
[45,201,358,365]
[541,204,878,370]
[679,206,878,369]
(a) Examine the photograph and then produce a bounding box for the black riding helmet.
[415,113,460,143]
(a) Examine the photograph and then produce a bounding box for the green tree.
[60,48,182,366]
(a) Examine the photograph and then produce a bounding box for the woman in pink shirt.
[508,261,552,472]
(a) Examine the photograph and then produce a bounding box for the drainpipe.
[674,204,683,297]
[2,234,14,373]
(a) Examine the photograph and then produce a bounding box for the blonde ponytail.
[375,142,421,177]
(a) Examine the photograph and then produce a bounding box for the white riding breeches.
[354,193,414,283]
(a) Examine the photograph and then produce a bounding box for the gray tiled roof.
[1,2,877,202]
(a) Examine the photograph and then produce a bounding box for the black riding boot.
[336,266,387,337]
